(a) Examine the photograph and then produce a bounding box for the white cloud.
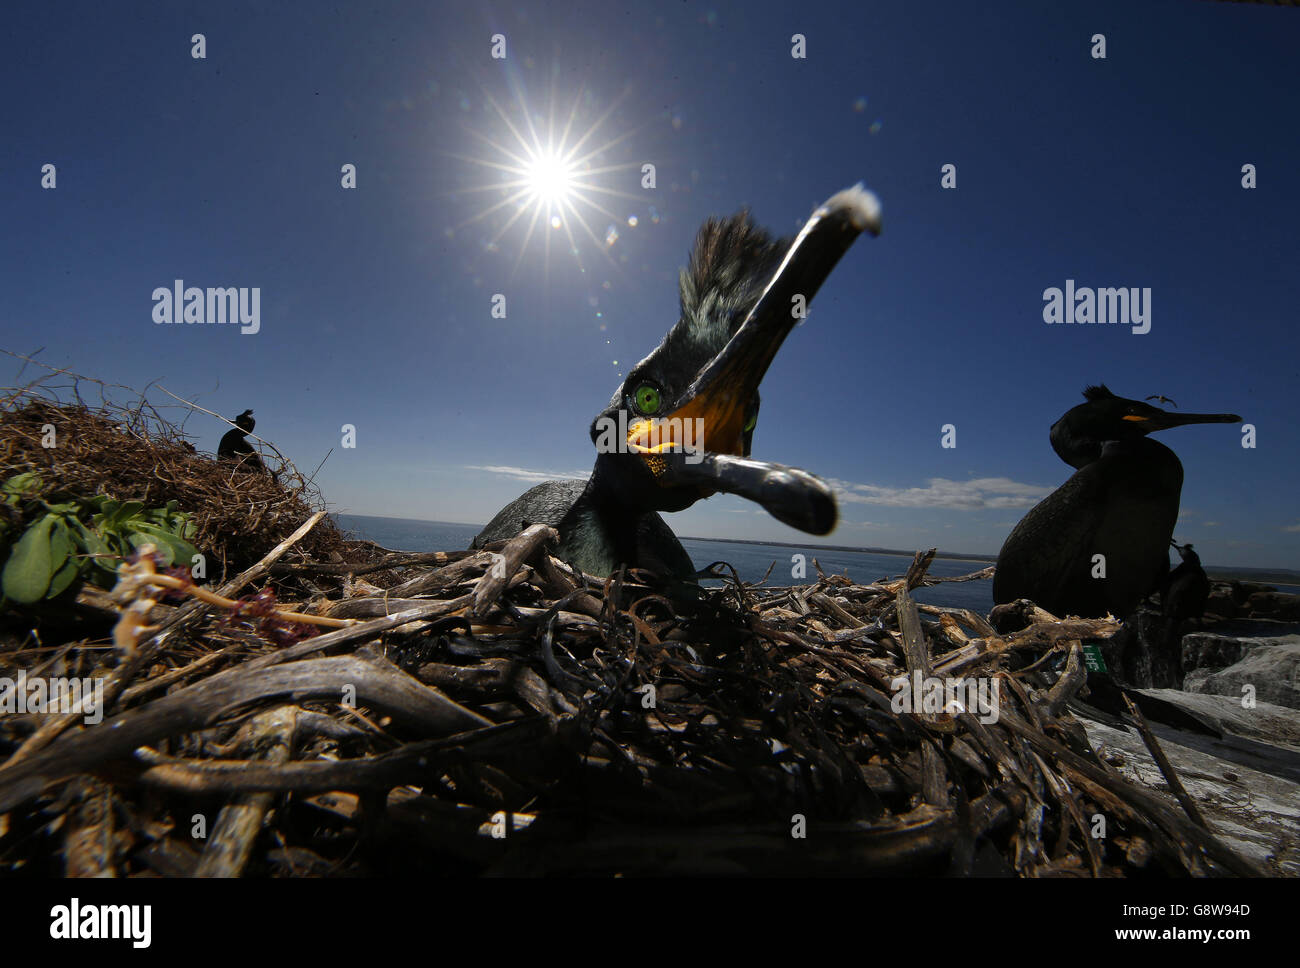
[465,464,587,484]
[827,476,1052,510]
[1284,523,1300,533]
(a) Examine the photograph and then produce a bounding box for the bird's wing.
[994,465,1111,616]
[471,480,588,548]
[1088,444,1180,615]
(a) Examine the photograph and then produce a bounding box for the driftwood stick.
[270,549,473,576]
[63,779,116,877]
[1120,692,1210,830]
[118,644,241,705]
[1040,640,1087,718]
[132,718,554,796]
[922,565,996,584]
[386,553,493,598]
[0,656,491,812]
[808,592,867,630]
[997,711,1262,876]
[897,587,947,806]
[903,549,937,589]
[916,604,998,638]
[472,524,558,617]
[195,705,298,878]
[252,597,473,669]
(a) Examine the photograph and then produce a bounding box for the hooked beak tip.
[823,184,883,237]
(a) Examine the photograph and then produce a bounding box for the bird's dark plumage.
[473,185,882,578]
[218,408,265,472]
[993,385,1239,618]
[1163,542,1211,625]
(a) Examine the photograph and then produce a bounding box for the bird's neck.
[1049,419,1102,468]
[558,459,645,572]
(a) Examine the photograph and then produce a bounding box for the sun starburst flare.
[445,76,651,278]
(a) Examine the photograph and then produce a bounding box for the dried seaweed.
[0,365,1265,876]
[0,518,1265,877]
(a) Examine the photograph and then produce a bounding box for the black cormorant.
[993,385,1240,619]
[473,185,883,577]
[1162,540,1212,626]
[217,408,266,472]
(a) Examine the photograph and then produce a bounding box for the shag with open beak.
[472,185,882,577]
[993,385,1240,619]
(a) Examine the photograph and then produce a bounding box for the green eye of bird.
[633,384,662,415]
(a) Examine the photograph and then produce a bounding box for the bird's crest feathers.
[1082,384,1115,402]
[677,211,788,342]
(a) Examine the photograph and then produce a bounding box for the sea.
[333,513,998,612]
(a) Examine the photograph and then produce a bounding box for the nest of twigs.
[0,376,346,580]
[0,517,1265,877]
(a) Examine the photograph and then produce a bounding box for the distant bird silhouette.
[1144,394,1177,408]
[994,385,1240,619]
[218,409,266,472]
[473,185,882,578]
[1162,540,1212,626]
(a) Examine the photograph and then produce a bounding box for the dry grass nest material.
[0,518,1267,877]
[0,390,346,581]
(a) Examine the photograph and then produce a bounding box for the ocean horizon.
[333,513,1300,614]
[335,513,995,613]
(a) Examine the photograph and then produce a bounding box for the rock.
[1183,633,1252,671]
[1134,689,1300,753]
[1102,609,1182,688]
[1080,716,1300,875]
[1230,581,1277,606]
[1182,636,1300,710]
[1204,587,1239,618]
[1247,591,1300,622]
[1181,619,1300,673]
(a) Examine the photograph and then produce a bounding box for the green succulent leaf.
[48,518,74,575]
[2,514,57,604]
[2,472,44,502]
[47,556,82,598]
[130,522,197,566]
[1,487,200,606]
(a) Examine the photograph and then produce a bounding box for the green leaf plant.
[1,473,199,605]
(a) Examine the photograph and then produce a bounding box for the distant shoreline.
[333,513,1300,586]
[678,534,995,564]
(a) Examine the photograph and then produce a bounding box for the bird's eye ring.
[632,383,662,415]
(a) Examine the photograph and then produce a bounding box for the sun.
[523,148,576,207]
[445,77,648,277]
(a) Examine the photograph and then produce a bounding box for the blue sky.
[2,1,1297,568]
